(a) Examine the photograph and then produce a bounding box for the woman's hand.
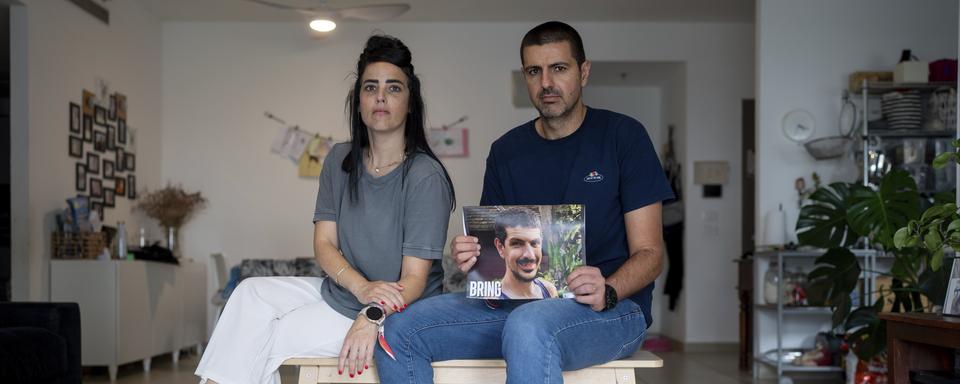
[353,281,406,312]
[337,318,379,378]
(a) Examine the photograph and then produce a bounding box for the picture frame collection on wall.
[69,89,137,220]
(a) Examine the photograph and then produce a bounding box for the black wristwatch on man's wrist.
[602,284,618,311]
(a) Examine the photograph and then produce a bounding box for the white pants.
[195,277,354,384]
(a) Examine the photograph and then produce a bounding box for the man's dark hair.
[520,21,586,66]
[494,207,542,242]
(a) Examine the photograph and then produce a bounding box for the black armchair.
[0,302,81,384]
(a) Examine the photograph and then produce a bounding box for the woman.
[196,34,455,384]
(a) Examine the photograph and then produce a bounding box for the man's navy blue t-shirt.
[480,107,675,328]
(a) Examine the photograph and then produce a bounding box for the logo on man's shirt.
[584,170,604,183]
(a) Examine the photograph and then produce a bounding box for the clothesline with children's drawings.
[264,110,337,178]
[439,115,468,130]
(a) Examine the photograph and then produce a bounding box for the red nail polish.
[338,370,342,375]
[359,371,363,375]
[350,373,354,378]
[365,364,369,369]
[403,304,407,308]
[380,300,385,305]
[393,305,398,311]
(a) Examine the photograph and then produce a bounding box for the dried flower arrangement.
[135,183,207,228]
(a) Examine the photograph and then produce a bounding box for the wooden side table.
[880,312,960,383]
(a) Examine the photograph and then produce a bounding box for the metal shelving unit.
[858,80,958,194]
[752,249,877,383]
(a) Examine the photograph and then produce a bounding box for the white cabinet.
[50,259,207,381]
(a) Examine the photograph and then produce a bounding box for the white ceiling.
[139,0,755,23]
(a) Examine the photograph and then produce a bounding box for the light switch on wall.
[694,161,730,185]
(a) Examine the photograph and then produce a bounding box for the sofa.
[0,302,81,384]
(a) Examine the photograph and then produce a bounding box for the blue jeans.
[374,292,647,384]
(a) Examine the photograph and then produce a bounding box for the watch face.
[366,306,384,321]
[604,284,618,310]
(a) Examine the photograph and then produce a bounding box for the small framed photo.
[115,176,126,196]
[104,188,115,208]
[90,178,103,198]
[127,175,136,199]
[82,89,95,116]
[69,103,81,134]
[115,148,125,172]
[94,105,107,125]
[103,160,114,179]
[124,152,136,172]
[93,131,106,152]
[116,93,127,120]
[86,153,100,175]
[118,119,127,144]
[69,136,83,158]
[83,116,93,142]
[75,163,87,192]
[109,94,117,121]
[90,201,103,219]
[106,125,116,151]
[944,259,960,316]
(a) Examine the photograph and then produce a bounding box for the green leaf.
[796,183,856,248]
[894,227,911,249]
[847,170,920,249]
[924,229,943,250]
[832,295,852,327]
[806,248,861,327]
[845,300,886,360]
[948,219,960,233]
[931,249,945,271]
[934,190,957,205]
[933,152,955,169]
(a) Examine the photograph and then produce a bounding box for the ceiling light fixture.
[309,18,336,32]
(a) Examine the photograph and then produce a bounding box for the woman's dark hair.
[343,34,455,209]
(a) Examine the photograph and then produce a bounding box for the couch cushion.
[0,327,68,384]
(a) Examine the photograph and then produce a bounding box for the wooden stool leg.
[614,368,636,384]
[298,365,320,384]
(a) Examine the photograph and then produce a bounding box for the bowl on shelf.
[763,349,805,365]
[804,136,851,160]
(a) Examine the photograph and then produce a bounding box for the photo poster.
[428,127,468,157]
[298,136,334,179]
[463,204,584,300]
[944,258,960,316]
[270,126,313,164]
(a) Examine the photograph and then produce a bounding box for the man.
[375,21,673,384]
[493,206,558,299]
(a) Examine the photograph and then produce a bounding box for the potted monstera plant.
[796,143,957,360]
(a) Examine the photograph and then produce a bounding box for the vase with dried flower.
[135,183,207,257]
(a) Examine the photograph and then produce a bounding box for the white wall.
[756,0,959,244]
[12,0,163,300]
[162,21,753,343]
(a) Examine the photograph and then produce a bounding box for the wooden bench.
[282,350,662,384]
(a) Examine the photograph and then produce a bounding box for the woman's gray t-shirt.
[313,143,452,319]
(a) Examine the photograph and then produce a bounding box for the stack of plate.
[882,91,924,129]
